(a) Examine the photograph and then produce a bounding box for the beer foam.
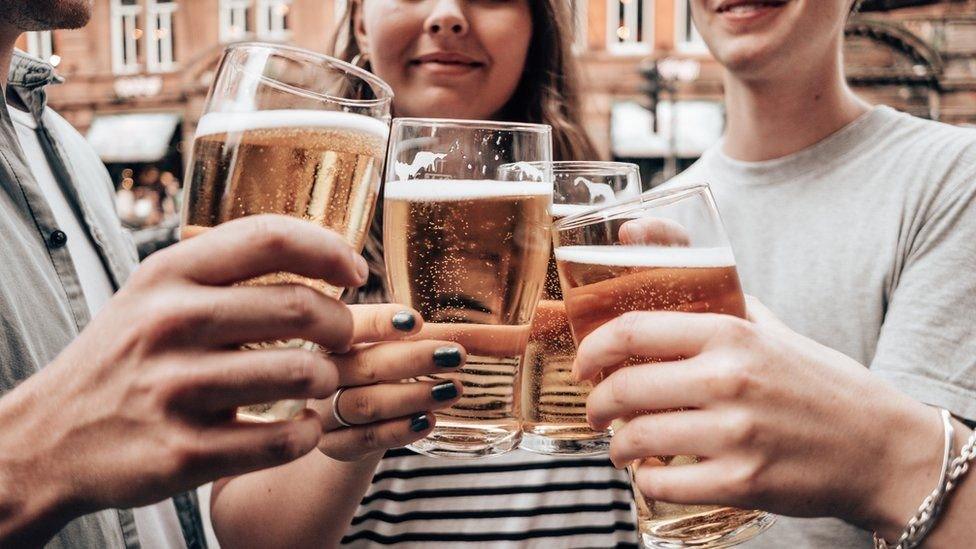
[554,245,736,268]
[384,179,552,201]
[195,110,390,140]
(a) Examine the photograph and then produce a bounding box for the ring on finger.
[331,387,354,428]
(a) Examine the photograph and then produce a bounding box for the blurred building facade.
[18,0,976,197]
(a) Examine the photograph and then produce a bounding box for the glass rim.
[392,117,552,134]
[553,183,711,232]
[515,161,639,176]
[224,42,394,109]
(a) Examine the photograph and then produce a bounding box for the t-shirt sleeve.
[870,166,976,422]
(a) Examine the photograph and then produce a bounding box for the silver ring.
[331,387,353,428]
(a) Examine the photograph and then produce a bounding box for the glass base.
[237,398,306,422]
[639,509,776,548]
[519,428,611,456]
[407,421,521,459]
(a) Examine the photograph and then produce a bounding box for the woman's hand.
[574,296,945,536]
[310,305,465,461]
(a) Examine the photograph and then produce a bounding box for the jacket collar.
[7,50,63,121]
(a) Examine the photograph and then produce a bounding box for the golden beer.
[182,110,388,421]
[556,244,770,546]
[520,204,612,453]
[384,179,551,456]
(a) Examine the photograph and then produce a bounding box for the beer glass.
[553,184,775,548]
[383,119,553,458]
[505,162,641,456]
[181,43,393,422]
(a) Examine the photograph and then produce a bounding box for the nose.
[425,0,469,36]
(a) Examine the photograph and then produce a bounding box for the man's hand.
[0,215,368,543]
[574,296,945,534]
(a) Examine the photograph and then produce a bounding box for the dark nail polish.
[431,382,459,402]
[433,346,462,368]
[409,413,431,433]
[392,311,416,332]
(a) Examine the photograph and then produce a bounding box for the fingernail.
[409,413,431,432]
[433,346,463,368]
[392,311,416,332]
[353,253,369,283]
[431,382,459,402]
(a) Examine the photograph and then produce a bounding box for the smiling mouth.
[716,1,786,14]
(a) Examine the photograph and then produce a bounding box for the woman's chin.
[398,94,499,122]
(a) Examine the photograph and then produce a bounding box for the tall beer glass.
[507,162,641,455]
[383,119,553,458]
[553,185,775,548]
[181,43,392,422]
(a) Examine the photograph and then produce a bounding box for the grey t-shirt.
[669,105,976,548]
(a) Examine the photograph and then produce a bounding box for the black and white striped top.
[341,449,639,548]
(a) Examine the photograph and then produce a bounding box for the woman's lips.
[716,1,787,24]
[410,53,485,76]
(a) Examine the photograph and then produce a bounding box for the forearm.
[211,452,383,549]
[0,382,77,547]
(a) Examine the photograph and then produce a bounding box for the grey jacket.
[0,51,204,549]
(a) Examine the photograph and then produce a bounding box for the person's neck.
[722,52,871,162]
[0,26,21,90]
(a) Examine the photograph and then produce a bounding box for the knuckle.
[707,356,759,400]
[716,316,759,347]
[285,352,318,393]
[251,216,290,254]
[351,392,379,423]
[358,425,381,450]
[725,460,765,502]
[280,285,317,329]
[132,251,175,286]
[723,411,760,448]
[615,311,646,350]
[355,351,379,384]
[608,368,633,408]
[266,427,310,462]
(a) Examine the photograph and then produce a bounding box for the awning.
[611,100,724,159]
[86,112,181,163]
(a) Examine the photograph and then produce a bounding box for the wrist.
[857,399,945,541]
[0,379,80,543]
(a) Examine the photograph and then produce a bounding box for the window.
[606,0,654,55]
[220,0,253,42]
[221,0,291,42]
[111,0,143,74]
[25,31,59,66]
[147,0,177,72]
[256,0,292,41]
[571,0,588,53]
[675,0,706,53]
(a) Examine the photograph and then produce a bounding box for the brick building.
[17,0,976,190]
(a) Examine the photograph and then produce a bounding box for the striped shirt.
[342,449,639,548]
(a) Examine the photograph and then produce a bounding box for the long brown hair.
[333,0,599,302]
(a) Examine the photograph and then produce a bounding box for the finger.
[333,340,466,387]
[744,295,789,332]
[587,359,714,430]
[188,410,322,480]
[350,304,424,344]
[632,457,743,508]
[176,284,355,351]
[415,323,529,357]
[173,214,368,288]
[574,311,728,381]
[318,380,461,431]
[618,217,691,246]
[318,412,436,462]
[608,410,722,468]
[168,349,339,412]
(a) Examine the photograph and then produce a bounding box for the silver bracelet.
[874,408,976,549]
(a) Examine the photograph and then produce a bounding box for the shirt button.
[48,229,68,249]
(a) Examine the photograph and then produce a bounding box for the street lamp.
[639,57,701,179]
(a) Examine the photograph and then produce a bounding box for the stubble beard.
[0,0,93,32]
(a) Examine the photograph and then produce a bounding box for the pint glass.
[553,184,775,548]
[383,119,553,458]
[509,162,641,455]
[181,43,392,422]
